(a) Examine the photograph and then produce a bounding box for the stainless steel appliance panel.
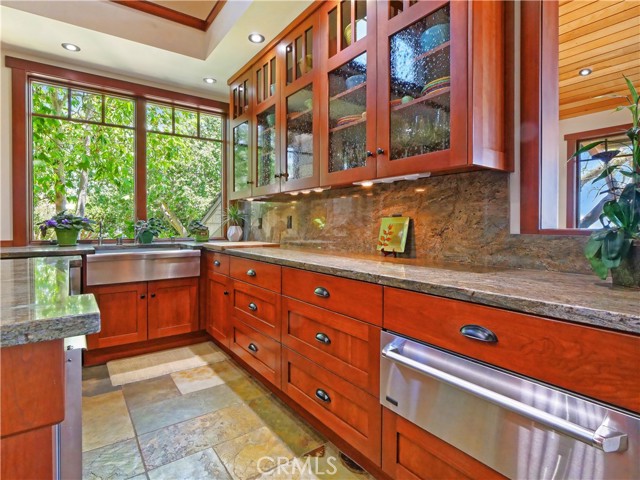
[380,331,640,480]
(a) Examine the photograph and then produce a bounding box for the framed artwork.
[377,217,410,253]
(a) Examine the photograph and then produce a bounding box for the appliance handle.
[381,342,628,453]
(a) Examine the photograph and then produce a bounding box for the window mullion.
[135,97,147,222]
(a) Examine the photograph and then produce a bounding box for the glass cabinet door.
[254,106,278,194]
[284,85,316,189]
[230,121,251,199]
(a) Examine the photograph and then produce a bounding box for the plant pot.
[611,241,640,289]
[226,225,243,242]
[194,230,209,242]
[55,228,79,246]
[139,231,154,244]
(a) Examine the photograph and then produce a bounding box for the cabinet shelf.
[390,87,450,112]
[330,82,367,102]
[329,116,366,133]
[414,41,451,62]
[287,108,313,122]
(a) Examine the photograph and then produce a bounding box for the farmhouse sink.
[86,248,200,286]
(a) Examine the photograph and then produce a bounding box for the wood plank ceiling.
[559,0,640,119]
[111,0,224,31]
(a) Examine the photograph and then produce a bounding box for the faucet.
[98,221,104,245]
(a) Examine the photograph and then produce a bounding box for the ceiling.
[559,0,640,120]
[0,0,313,101]
[112,0,223,30]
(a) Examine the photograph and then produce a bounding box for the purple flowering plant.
[38,210,95,236]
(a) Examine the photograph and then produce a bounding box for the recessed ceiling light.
[203,77,217,84]
[248,33,265,44]
[61,43,81,52]
[579,68,592,76]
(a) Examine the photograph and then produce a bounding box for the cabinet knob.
[376,147,385,155]
[248,302,258,311]
[140,294,146,299]
[214,260,221,267]
[314,286,330,298]
[366,151,374,157]
[246,269,257,277]
[315,332,331,345]
[246,181,254,185]
[151,293,156,298]
[315,388,331,403]
[281,172,289,180]
[223,291,229,296]
[274,173,281,179]
[248,343,259,353]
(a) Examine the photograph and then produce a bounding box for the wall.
[244,170,591,274]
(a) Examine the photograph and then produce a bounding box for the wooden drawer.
[382,408,505,480]
[230,319,281,387]
[230,257,281,292]
[282,268,382,325]
[206,252,230,275]
[281,297,380,395]
[232,280,280,340]
[281,348,381,464]
[384,287,640,412]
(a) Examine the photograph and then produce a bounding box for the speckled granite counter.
[0,256,100,347]
[0,244,97,259]
[223,247,640,335]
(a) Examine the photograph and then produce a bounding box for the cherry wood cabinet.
[206,271,232,347]
[231,280,281,340]
[148,277,199,339]
[230,317,281,387]
[229,71,253,200]
[382,408,505,480]
[86,282,148,349]
[229,256,282,292]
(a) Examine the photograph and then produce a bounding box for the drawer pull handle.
[214,260,221,267]
[314,287,330,298]
[223,291,229,296]
[460,325,498,343]
[315,388,331,403]
[247,269,257,277]
[315,332,331,345]
[248,343,258,353]
[248,302,258,311]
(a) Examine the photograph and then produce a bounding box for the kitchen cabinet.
[86,278,199,350]
[230,318,282,387]
[229,72,253,200]
[206,271,232,347]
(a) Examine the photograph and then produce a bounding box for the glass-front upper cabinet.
[280,15,320,192]
[320,0,377,185]
[229,72,252,200]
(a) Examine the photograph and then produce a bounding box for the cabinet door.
[382,408,505,480]
[147,277,199,339]
[320,0,378,186]
[229,72,253,200]
[206,272,231,347]
[86,282,148,349]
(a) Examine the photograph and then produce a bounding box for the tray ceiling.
[111,0,224,30]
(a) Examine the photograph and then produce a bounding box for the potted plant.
[187,220,210,242]
[38,211,94,246]
[134,218,162,244]
[224,204,246,242]
[577,78,639,288]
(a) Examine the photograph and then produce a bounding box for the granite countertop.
[0,244,97,258]
[0,256,100,347]
[223,247,640,335]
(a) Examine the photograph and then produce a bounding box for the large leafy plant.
[578,78,640,279]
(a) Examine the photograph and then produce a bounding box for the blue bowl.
[419,24,450,52]
[345,74,366,90]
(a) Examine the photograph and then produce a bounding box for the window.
[27,77,225,241]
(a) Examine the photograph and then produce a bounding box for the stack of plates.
[421,76,450,96]
[336,114,362,126]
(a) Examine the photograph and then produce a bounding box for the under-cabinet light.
[353,172,431,187]
[61,43,81,52]
[578,68,592,76]
[359,181,374,187]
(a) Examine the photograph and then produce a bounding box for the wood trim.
[111,0,210,31]
[0,241,14,247]
[5,56,228,113]
[11,68,29,246]
[205,0,226,29]
[503,0,515,173]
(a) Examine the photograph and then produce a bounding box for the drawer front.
[281,297,380,395]
[230,319,280,387]
[230,257,281,292]
[382,409,505,480]
[232,281,280,340]
[206,252,230,276]
[281,348,381,463]
[282,268,382,325]
[384,287,640,412]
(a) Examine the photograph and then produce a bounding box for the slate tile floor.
[82,347,374,480]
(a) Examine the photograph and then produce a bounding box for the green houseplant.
[134,218,162,244]
[577,78,639,288]
[187,220,210,242]
[224,204,246,242]
[38,211,95,246]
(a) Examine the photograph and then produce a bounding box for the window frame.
[8,56,228,245]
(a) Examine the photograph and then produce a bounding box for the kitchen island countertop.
[0,256,100,347]
[223,247,640,335]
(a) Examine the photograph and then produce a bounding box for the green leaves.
[569,140,603,159]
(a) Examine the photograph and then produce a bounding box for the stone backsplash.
[242,170,591,274]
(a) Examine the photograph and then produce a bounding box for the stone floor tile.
[130,383,243,435]
[171,360,247,395]
[126,474,148,480]
[225,375,271,402]
[83,377,122,397]
[123,375,180,411]
[138,403,264,470]
[214,426,295,480]
[147,448,231,480]
[83,438,145,480]
[83,390,135,452]
[301,444,373,479]
[83,364,110,381]
[247,395,325,456]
